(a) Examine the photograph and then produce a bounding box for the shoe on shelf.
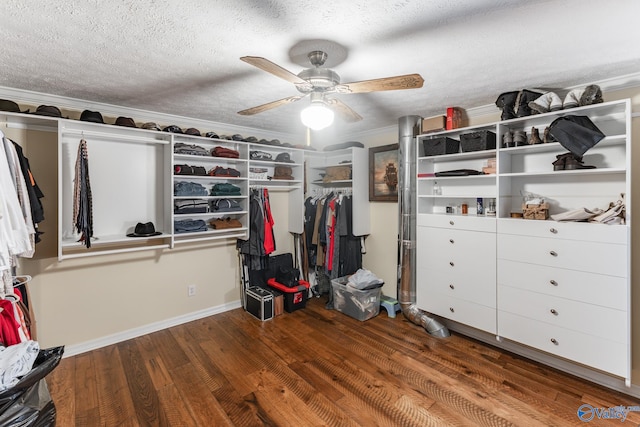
[564,155,596,170]
[543,126,557,143]
[513,130,527,146]
[503,130,514,148]
[553,152,596,171]
[529,127,543,144]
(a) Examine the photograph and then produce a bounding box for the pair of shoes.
[529,127,543,144]
[530,85,604,113]
[553,152,596,171]
[495,89,543,120]
[514,130,527,146]
[563,84,603,109]
[503,130,514,148]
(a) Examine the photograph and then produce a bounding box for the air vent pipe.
[397,116,450,338]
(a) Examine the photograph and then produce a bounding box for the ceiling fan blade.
[325,98,363,122]
[334,73,424,94]
[240,56,313,91]
[237,95,306,116]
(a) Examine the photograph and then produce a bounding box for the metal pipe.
[397,115,450,338]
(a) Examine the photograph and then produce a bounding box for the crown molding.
[3,71,639,144]
[0,85,297,142]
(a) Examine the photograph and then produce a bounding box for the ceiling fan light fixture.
[300,103,334,130]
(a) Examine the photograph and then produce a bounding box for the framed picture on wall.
[369,143,399,202]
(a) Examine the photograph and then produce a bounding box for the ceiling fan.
[237,51,424,129]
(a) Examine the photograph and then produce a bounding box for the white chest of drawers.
[416,215,497,333]
[496,219,629,378]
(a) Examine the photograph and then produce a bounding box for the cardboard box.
[422,116,446,133]
[446,107,463,130]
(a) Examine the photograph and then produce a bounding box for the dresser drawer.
[498,259,627,310]
[497,233,627,277]
[498,285,627,343]
[418,227,495,271]
[497,218,627,244]
[498,311,627,377]
[417,265,495,307]
[417,292,496,334]
[418,214,496,232]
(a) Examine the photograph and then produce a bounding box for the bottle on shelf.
[433,181,441,195]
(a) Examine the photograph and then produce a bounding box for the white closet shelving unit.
[305,146,370,236]
[170,134,249,245]
[415,99,632,385]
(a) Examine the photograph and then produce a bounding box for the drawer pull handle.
[449,307,455,313]
[449,284,455,290]
[449,239,454,244]
[449,261,455,267]
[549,251,558,257]
[550,280,558,286]
[550,309,558,315]
[550,228,558,234]
[550,338,558,345]
[449,220,455,226]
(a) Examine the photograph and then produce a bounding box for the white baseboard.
[62,300,242,357]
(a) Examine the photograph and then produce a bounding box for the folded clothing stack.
[209,218,242,229]
[211,146,240,158]
[210,198,242,212]
[174,181,208,196]
[174,143,209,156]
[174,219,208,233]
[210,183,241,196]
[174,199,208,214]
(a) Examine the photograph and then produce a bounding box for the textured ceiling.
[1,0,640,141]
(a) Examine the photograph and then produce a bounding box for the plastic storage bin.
[331,277,382,321]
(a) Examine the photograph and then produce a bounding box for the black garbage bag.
[548,115,606,157]
[0,346,64,427]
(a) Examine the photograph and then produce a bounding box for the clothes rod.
[61,128,170,144]
[59,244,170,260]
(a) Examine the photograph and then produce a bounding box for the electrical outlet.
[188,284,197,297]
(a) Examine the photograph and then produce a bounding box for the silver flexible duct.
[398,116,450,338]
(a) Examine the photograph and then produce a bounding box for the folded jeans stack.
[174,219,208,233]
[174,181,208,196]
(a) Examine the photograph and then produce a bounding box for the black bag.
[275,265,300,288]
[548,115,605,157]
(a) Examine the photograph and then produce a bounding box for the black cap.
[80,110,104,123]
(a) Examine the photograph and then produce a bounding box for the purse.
[548,115,605,157]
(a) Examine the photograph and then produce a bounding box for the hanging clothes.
[262,188,276,255]
[11,141,45,242]
[73,139,93,248]
[0,131,35,291]
[303,192,363,282]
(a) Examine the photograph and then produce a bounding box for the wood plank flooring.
[46,296,640,426]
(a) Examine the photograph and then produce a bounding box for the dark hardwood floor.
[47,296,640,426]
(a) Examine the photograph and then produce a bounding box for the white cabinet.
[415,99,631,383]
[305,147,370,236]
[416,216,496,334]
